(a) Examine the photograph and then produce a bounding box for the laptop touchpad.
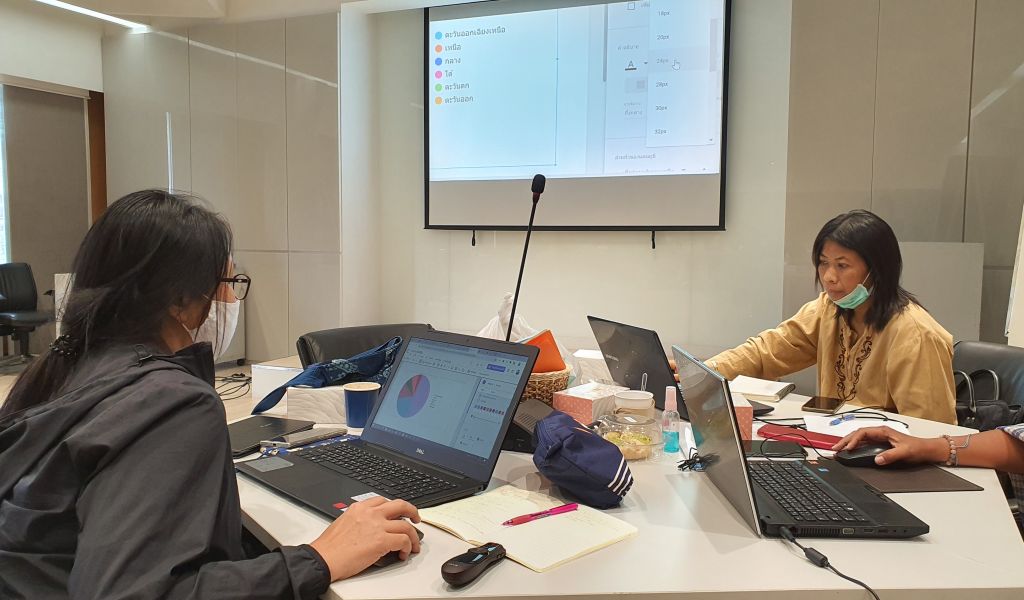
[245,456,294,472]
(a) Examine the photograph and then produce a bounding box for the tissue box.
[572,349,612,383]
[552,381,627,424]
[731,392,753,441]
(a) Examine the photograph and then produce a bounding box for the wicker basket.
[522,366,572,405]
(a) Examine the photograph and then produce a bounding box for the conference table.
[236,394,1024,599]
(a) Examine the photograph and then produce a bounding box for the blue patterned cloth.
[251,337,403,415]
[1000,423,1024,443]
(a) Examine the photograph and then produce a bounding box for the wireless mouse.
[834,442,893,468]
[373,526,424,567]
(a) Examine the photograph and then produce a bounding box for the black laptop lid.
[361,332,538,483]
[228,416,314,457]
[588,316,682,414]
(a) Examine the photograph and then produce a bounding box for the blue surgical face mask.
[832,274,872,310]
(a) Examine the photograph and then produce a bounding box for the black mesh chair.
[0,263,54,361]
[296,323,433,367]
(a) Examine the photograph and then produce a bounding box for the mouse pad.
[828,459,984,493]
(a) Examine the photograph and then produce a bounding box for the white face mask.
[192,300,240,360]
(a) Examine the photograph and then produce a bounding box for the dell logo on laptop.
[416,448,425,455]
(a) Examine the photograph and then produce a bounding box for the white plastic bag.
[476,293,576,380]
[476,292,538,342]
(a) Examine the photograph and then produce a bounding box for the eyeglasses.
[220,274,251,300]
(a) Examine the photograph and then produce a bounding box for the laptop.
[672,345,929,539]
[588,316,774,419]
[228,415,314,458]
[237,331,538,518]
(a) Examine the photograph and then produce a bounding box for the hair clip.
[49,334,79,358]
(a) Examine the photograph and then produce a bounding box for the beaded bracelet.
[941,433,973,467]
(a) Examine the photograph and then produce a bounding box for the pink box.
[731,393,753,441]
[552,382,628,424]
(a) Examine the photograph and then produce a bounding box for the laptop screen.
[672,346,763,536]
[588,316,682,413]
[362,336,532,481]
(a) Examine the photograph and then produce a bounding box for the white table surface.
[236,395,1024,599]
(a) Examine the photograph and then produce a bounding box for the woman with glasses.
[0,190,419,599]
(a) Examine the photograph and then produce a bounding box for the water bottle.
[661,386,681,453]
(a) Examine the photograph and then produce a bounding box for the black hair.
[812,209,920,331]
[0,190,232,418]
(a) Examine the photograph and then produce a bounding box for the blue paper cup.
[343,382,380,428]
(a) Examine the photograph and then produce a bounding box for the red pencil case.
[757,424,842,450]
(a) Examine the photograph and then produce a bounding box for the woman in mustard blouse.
[708,210,957,424]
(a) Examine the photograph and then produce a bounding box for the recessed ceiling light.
[32,0,151,32]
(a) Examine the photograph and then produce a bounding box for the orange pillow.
[523,329,566,373]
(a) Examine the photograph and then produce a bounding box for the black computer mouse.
[373,526,424,567]
[834,442,893,468]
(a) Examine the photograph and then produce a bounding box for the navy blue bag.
[532,411,633,509]
[251,337,403,414]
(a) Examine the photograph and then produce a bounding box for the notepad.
[418,485,637,572]
[729,375,796,402]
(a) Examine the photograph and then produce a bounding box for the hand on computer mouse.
[309,497,421,581]
[832,426,948,467]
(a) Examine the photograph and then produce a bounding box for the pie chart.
[397,374,430,418]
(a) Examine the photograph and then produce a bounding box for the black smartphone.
[801,395,845,414]
[743,440,806,458]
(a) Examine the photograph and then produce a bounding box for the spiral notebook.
[419,485,636,572]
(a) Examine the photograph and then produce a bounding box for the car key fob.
[440,542,506,587]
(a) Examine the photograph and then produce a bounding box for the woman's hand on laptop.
[309,496,422,581]
[832,426,947,466]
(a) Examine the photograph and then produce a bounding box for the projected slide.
[428,0,724,182]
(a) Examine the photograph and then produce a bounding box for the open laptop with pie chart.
[237,330,538,517]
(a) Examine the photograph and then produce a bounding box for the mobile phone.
[801,396,845,414]
[260,427,347,449]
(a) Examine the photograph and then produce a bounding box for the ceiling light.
[32,0,151,32]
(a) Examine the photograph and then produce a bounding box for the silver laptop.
[672,346,928,539]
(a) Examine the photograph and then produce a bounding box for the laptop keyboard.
[748,461,868,523]
[302,441,458,501]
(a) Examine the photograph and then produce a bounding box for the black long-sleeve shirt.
[0,343,331,599]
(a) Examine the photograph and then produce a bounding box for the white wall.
[103,15,342,362]
[340,5,381,326]
[0,0,103,91]
[371,0,793,357]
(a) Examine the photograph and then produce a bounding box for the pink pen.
[502,503,578,527]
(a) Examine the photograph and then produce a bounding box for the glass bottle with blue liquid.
[661,386,681,453]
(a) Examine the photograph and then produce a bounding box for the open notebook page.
[419,485,637,572]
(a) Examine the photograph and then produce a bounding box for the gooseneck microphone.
[506,174,546,341]
[531,173,546,202]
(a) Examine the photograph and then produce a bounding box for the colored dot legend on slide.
[435,97,443,105]
[435,44,443,53]
[434,71,443,79]
[435,84,442,92]
[435,57,442,66]
[435,31,442,40]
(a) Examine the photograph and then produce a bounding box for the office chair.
[0,263,54,362]
[296,323,433,367]
[953,340,1024,531]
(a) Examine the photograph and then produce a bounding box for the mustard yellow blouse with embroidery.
[708,292,957,424]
